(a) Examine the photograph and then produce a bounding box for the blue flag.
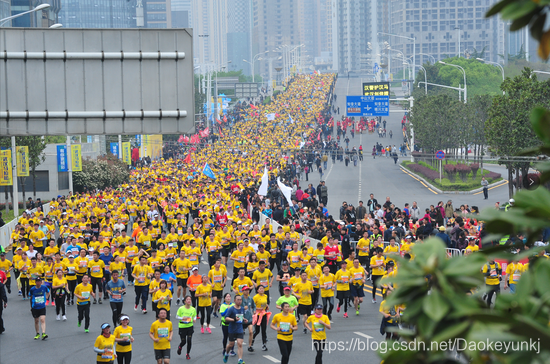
[202,162,216,179]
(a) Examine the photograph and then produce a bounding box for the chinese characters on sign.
[0,150,12,186]
[71,144,82,172]
[122,142,131,165]
[346,96,390,117]
[16,146,29,177]
[362,82,390,97]
[57,145,68,172]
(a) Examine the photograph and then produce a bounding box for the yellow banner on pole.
[16,146,29,177]
[71,144,82,172]
[122,142,131,165]
[0,150,12,186]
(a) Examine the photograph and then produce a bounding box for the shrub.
[73,155,130,193]
[408,163,440,181]
[455,163,471,182]
[443,164,456,181]
[485,171,502,180]
[470,163,479,178]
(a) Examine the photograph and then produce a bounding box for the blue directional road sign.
[346,95,389,117]
[373,63,380,74]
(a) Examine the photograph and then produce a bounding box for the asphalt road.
[321,76,510,218]
[0,258,385,364]
[0,77,511,364]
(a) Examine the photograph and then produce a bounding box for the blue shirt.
[99,253,114,268]
[160,272,177,292]
[225,305,245,334]
[105,279,126,303]
[29,285,50,309]
[66,245,81,256]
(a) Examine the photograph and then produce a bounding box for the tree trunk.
[515,168,521,191]
[507,164,514,198]
[32,168,37,198]
[19,177,26,203]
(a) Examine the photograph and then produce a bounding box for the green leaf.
[423,290,450,321]
[431,320,470,342]
[510,11,537,31]
[529,13,547,40]
[534,260,550,296]
[530,107,550,144]
[501,2,538,20]
[486,0,518,18]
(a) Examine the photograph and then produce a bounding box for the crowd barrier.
[0,203,50,249]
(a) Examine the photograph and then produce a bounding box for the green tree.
[485,68,548,197]
[0,136,47,200]
[409,94,463,158]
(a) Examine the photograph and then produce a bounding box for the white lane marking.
[354,331,373,339]
[325,159,335,181]
[264,355,281,363]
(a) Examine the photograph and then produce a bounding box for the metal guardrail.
[0,203,50,248]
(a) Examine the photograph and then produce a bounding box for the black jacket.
[0,281,7,304]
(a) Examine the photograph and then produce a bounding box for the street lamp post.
[439,61,467,103]
[416,53,435,64]
[0,3,50,27]
[477,58,504,81]
[1,3,52,218]
[378,32,416,82]
[417,65,428,95]
[243,51,268,82]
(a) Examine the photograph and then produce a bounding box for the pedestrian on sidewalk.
[481,178,489,199]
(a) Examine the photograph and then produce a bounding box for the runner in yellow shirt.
[305,304,332,364]
[149,309,173,364]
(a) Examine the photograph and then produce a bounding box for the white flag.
[289,114,294,124]
[266,113,276,121]
[258,167,269,196]
[277,177,294,207]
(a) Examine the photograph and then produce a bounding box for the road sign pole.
[439,159,442,184]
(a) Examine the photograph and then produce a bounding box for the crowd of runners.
[0,73,547,364]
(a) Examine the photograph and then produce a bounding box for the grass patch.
[402,161,503,191]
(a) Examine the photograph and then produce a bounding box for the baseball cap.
[283,286,291,291]
[405,235,412,239]
[101,323,111,330]
[35,276,42,281]
[314,304,323,310]
[191,266,199,272]
[439,226,446,231]
[242,286,251,291]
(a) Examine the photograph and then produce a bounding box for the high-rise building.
[144,0,172,28]
[297,0,321,66]
[59,0,137,28]
[331,0,372,74]
[253,0,300,77]
[171,0,192,27]
[227,0,252,75]
[387,0,507,72]
[192,0,228,70]
[10,0,60,27]
[0,0,9,22]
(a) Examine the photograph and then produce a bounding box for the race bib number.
[79,261,88,268]
[512,273,521,282]
[31,273,39,280]
[213,275,222,283]
[128,252,136,258]
[279,322,290,332]
[376,259,384,266]
[310,277,318,285]
[92,266,101,273]
[291,256,299,263]
[324,282,333,290]
[181,316,192,324]
[138,276,145,284]
[82,291,91,299]
[102,348,114,360]
[236,314,243,323]
[112,293,122,300]
[313,322,324,332]
[209,246,217,252]
[237,256,245,263]
[342,276,349,283]
[157,327,169,338]
[490,269,497,277]
[68,267,75,274]
[144,240,151,247]
[317,255,324,262]
[354,272,363,281]
[35,296,45,304]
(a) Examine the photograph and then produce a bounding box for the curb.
[399,166,508,195]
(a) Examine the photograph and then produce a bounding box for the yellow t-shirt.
[482,262,501,285]
[231,250,248,268]
[370,256,386,276]
[27,265,44,285]
[252,269,273,290]
[88,259,105,278]
[287,251,302,269]
[506,262,524,284]
[113,325,133,353]
[348,266,366,284]
[319,273,336,297]
[357,238,370,256]
[94,334,116,362]
[208,268,226,291]
[271,313,297,341]
[52,276,68,292]
[0,259,13,278]
[74,282,93,304]
[334,269,350,291]
[253,293,268,310]
[232,276,253,295]
[293,280,313,305]
[305,265,322,288]
[150,320,173,350]
[195,284,212,307]
[173,258,191,279]
[153,289,173,311]
[306,314,330,340]
[133,264,153,286]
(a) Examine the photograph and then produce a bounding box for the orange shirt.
[187,274,203,292]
